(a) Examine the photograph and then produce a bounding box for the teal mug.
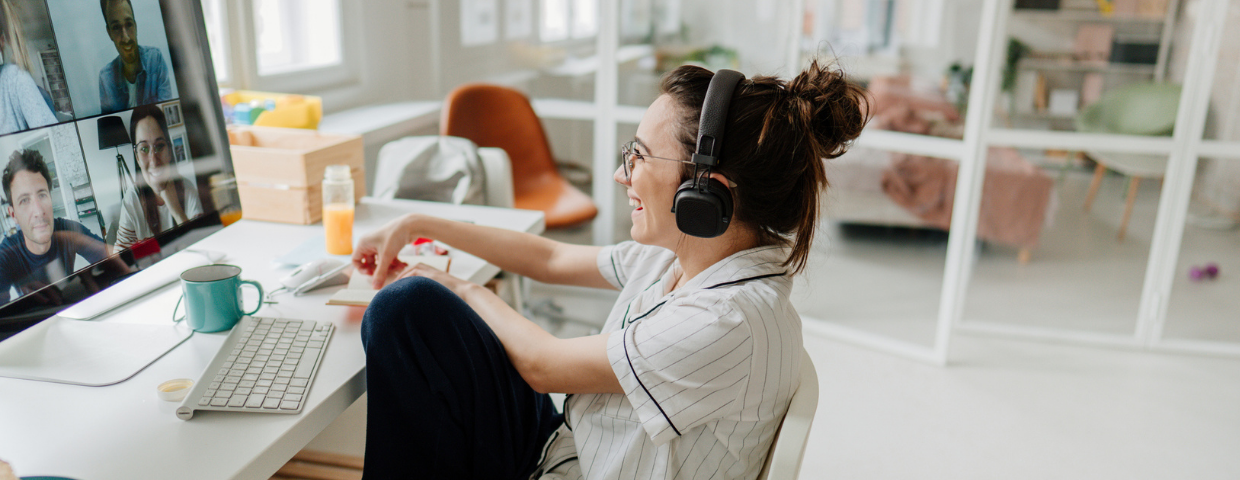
[172,264,264,332]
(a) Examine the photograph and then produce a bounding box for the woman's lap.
[361,276,562,480]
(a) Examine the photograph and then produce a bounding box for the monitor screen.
[0,0,239,339]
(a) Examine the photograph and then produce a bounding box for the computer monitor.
[0,0,240,384]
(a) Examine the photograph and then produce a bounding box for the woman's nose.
[613,164,629,186]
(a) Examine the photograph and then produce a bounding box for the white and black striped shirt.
[533,242,803,480]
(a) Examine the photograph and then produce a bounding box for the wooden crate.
[228,126,364,224]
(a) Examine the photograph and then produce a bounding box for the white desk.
[0,198,543,480]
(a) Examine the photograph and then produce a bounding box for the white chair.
[757,349,820,480]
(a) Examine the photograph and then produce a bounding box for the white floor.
[304,165,1240,478]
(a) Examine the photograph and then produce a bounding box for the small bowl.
[157,379,194,402]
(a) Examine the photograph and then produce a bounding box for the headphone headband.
[692,69,745,168]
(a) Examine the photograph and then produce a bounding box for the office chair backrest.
[757,349,819,480]
[441,84,559,199]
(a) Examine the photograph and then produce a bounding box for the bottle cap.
[325,165,351,181]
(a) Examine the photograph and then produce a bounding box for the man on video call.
[98,0,173,114]
[0,150,108,304]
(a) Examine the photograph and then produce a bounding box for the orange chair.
[441,84,598,229]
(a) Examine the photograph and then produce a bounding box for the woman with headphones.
[353,59,868,480]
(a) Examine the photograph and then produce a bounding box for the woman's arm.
[401,263,622,394]
[354,213,614,290]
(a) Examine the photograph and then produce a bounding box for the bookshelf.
[1003,0,1181,132]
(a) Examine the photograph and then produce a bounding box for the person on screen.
[97,0,172,114]
[114,104,200,250]
[0,150,108,304]
[0,0,57,134]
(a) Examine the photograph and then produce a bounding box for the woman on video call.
[0,0,57,135]
[353,59,869,479]
[114,104,200,249]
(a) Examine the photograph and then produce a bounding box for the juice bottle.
[323,165,354,255]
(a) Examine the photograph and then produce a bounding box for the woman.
[353,60,868,480]
[0,0,57,135]
[114,104,201,250]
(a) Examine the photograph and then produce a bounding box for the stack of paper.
[327,255,451,306]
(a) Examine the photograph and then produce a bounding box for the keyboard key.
[263,398,281,409]
[198,397,211,406]
[228,395,247,407]
[236,387,252,396]
[246,394,265,408]
[213,374,225,382]
[257,379,273,387]
[271,384,287,392]
[253,386,269,395]
[294,349,321,378]
[241,374,259,381]
[284,394,303,402]
[204,389,217,398]
[291,378,308,387]
[220,382,237,391]
[225,376,241,383]
[214,390,231,399]
[209,382,221,389]
[210,398,228,407]
[288,387,305,395]
[280,400,299,410]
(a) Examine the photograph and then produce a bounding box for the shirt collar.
[672,245,789,293]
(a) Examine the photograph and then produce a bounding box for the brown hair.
[660,59,870,274]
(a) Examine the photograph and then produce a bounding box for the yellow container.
[221,90,323,129]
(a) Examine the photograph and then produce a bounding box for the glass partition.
[1164,156,1240,343]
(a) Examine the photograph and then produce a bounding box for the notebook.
[326,255,451,306]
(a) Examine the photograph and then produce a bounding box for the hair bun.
[786,59,870,159]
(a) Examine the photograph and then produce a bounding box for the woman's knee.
[361,276,462,349]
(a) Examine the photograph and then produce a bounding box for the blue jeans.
[361,276,563,479]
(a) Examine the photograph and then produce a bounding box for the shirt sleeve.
[597,241,668,290]
[64,220,107,264]
[115,190,143,250]
[13,70,56,129]
[152,49,173,102]
[606,295,754,445]
[182,179,203,219]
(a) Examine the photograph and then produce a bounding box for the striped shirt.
[533,242,803,480]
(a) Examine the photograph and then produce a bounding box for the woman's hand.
[395,262,478,299]
[157,186,188,224]
[353,214,424,289]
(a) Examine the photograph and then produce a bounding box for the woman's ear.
[708,172,736,189]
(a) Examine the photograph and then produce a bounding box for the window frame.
[212,0,361,95]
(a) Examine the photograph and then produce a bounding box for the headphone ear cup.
[672,177,733,238]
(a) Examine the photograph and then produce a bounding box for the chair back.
[757,349,819,480]
[1075,83,1181,136]
[441,84,560,199]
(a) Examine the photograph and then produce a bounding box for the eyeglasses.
[135,141,168,156]
[619,141,693,182]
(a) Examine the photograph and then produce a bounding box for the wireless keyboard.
[176,316,333,420]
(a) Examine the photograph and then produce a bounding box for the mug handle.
[241,280,265,316]
[172,294,186,323]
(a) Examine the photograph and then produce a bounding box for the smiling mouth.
[628,197,644,211]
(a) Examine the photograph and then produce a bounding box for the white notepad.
[327,255,451,306]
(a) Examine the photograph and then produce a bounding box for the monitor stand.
[0,316,192,386]
[0,248,223,386]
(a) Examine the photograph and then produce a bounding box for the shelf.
[1018,58,1156,74]
[1012,9,1165,24]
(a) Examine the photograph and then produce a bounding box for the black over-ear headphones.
[672,69,745,238]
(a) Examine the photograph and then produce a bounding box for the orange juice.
[324,204,354,255]
[219,209,243,226]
